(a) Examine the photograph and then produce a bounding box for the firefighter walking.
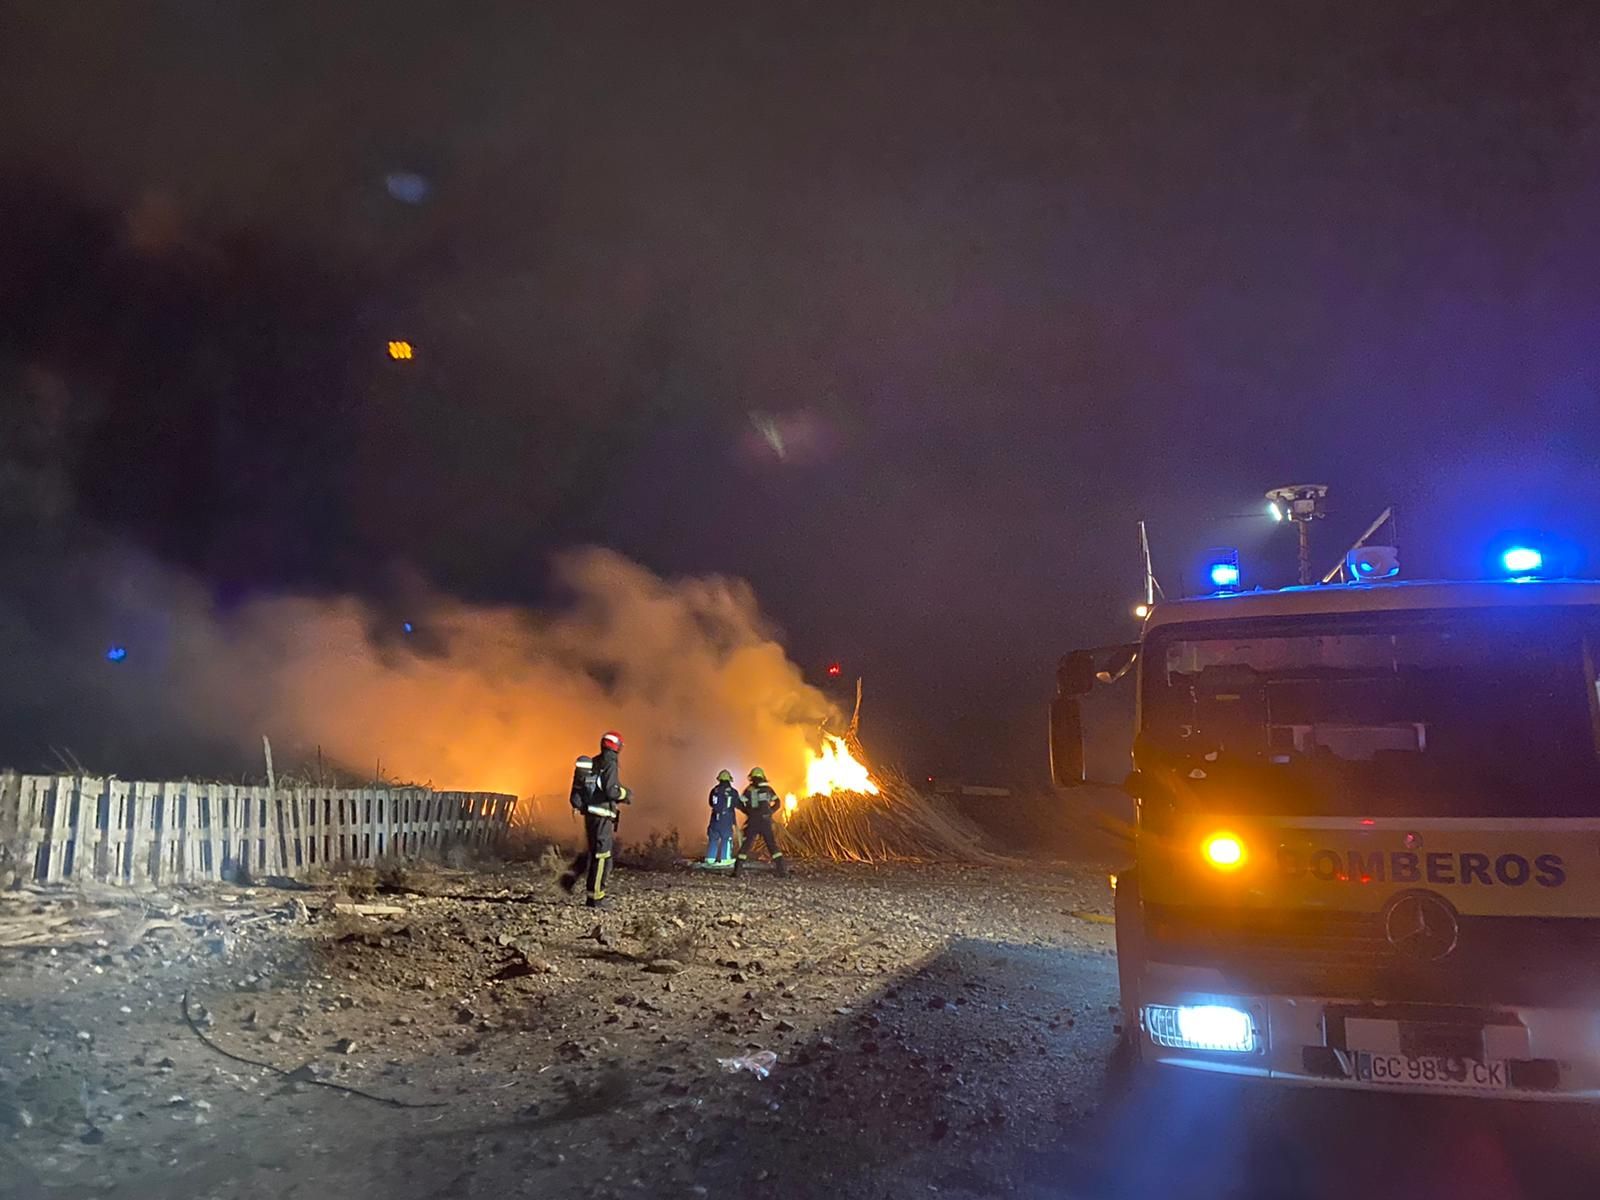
[560,730,630,909]
[734,767,789,878]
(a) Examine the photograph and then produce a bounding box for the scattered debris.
[717,1050,778,1079]
[280,899,312,923]
[331,903,406,918]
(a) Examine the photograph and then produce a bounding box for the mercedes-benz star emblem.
[1382,891,1459,961]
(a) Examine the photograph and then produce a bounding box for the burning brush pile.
[780,733,999,864]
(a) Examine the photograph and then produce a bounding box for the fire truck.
[1052,536,1600,1099]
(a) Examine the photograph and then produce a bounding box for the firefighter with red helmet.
[734,767,789,878]
[560,730,630,908]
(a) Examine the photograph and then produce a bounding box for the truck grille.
[1145,903,1600,1004]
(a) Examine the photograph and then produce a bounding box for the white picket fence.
[0,773,517,886]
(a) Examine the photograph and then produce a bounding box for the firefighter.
[734,767,789,878]
[559,730,630,908]
[706,769,739,864]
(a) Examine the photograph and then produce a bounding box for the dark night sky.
[3,1,1600,779]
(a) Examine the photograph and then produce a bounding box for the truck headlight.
[1146,1003,1256,1053]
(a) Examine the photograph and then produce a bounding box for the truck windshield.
[1139,607,1600,817]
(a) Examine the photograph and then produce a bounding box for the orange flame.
[801,733,879,800]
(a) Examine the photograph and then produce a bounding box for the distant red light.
[826,662,841,677]
[1359,818,1376,826]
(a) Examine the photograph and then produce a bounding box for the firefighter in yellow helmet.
[707,770,739,864]
[734,767,789,878]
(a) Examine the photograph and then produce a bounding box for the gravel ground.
[0,858,1123,1200]
[13,854,1600,1200]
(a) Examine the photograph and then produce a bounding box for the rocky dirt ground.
[0,855,1125,1200]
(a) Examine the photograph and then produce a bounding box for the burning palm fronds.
[782,765,1001,865]
[777,705,1000,863]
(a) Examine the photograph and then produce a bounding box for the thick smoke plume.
[0,546,837,837]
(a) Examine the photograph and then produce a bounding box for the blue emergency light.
[1347,545,1400,581]
[105,645,127,662]
[1501,546,1544,576]
[1204,547,1242,593]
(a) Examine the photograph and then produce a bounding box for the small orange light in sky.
[387,340,414,360]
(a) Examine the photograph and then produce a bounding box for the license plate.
[1354,1053,1509,1092]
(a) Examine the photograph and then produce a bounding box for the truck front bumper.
[1138,961,1600,1100]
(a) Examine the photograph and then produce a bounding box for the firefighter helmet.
[717,769,733,783]
[748,767,767,783]
[601,730,624,752]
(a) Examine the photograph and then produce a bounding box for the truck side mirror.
[1096,645,1138,684]
[1049,693,1086,788]
[1056,651,1097,697]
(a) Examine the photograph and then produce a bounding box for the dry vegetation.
[624,895,716,963]
[618,829,683,871]
[782,771,1003,864]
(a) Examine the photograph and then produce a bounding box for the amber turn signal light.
[1201,831,1247,872]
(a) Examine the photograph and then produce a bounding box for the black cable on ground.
[180,990,447,1110]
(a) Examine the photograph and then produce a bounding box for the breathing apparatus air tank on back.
[570,756,597,813]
